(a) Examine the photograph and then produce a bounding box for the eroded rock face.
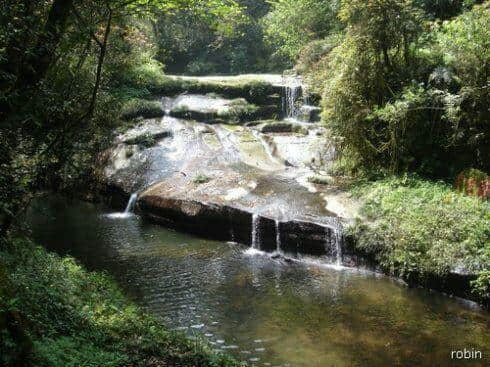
[101,75,350,265]
[101,106,350,264]
[138,193,345,263]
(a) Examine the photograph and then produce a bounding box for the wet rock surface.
[101,74,354,265]
[102,104,347,263]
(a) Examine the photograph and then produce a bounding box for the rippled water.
[26,196,489,367]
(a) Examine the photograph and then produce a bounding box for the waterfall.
[325,220,343,267]
[251,214,261,249]
[124,193,138,214]
[162,96,173,115]
[275,219,282,254]
[283,76,303,119]
[333,225,343,267]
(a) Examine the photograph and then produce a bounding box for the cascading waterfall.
[251,214,261,250]
[333,224,343,267]
[275,219,282,254]
[282,76,303,119]
[325,220,343,267]
[124,193,138,214]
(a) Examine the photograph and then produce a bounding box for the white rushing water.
[283,77,303,119]
[333,225,343,267]
[251,214,260,250]
[105,193,138,219]
[325,220,343,268]
[275,219,282,254]
[124,193,138,214]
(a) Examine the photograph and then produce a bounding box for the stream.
[27,196,489,367]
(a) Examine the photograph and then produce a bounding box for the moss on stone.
[120,99,165,121]
[260,121,308,135]
[308,174,334,185]
[148,77,281,104]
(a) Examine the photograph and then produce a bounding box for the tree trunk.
[86,8,113,119]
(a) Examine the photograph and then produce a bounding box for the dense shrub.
[263,0,341,64]
[413,0,480,19]
[319,1,489,177]
[153,0,275,74]
[349,176,490,300]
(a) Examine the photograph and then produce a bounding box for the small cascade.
[333,224,343,267]
[124,193,138,214]
[282,76,303,119]
[325,220,344,267]
[162,97,173,115]
[275,219,282,254]
[251,214,261,250]
[105,193,138,219]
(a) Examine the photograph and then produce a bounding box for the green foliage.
[35,337,127,367]
[0,238,245,367]
[435,4,490,172]
[471,270,490,299]
[153,0,274,74]
[348,176,490,299]
[263,0,341,63]
[318,1,489,177]
[413,0,479,19]
[295,35,343,94]
[120,99,165,121]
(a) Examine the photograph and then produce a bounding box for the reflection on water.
[26,196,489,367]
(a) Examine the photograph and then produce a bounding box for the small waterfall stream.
[283,76,303,119]
[105,193,138,219]
[275,219,282,254]
[333,225,343,267]
[124,193,138,214]
[251,214,261,250]
[325,220,343,267]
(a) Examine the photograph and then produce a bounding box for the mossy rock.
[170,98,270,124]
[260,121,308,135]
[123,131,170,148]
[120,99,165,121]
[148,78,282,104]
[308,174,335,185]
[217,98,260,123]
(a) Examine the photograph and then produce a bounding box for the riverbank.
[347,175,490,306]
[0,237,244,367]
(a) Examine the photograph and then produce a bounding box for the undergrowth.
[348,175,490,301]
[0,238,245,367]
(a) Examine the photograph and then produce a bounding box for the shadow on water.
[25,195,490,367]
